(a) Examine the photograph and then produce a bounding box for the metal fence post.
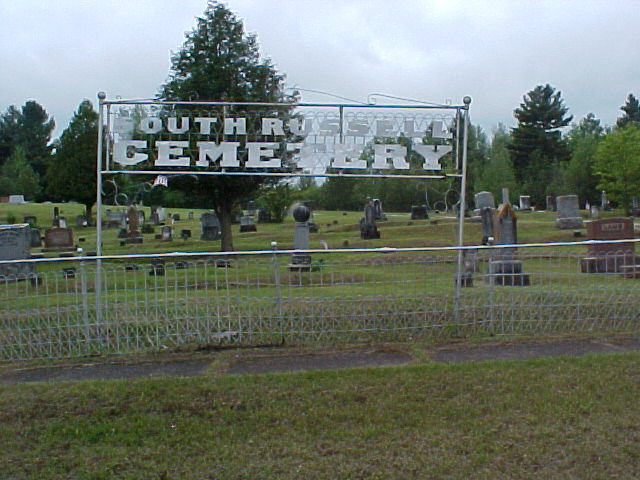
[271,242,284,339]
[79,260,90,348]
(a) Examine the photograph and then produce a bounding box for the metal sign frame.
[95,94,471,302]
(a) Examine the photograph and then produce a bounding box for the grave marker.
[555,195,583,229]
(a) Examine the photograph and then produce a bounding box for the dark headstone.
[239,216,257,233]
[201,212,221,240]
[181,229,191,240]
[360,199,380,240]
[487,203,530,286]
[125,205,143,244]
[372,198,386,221]
[23,215,37,226]
[556,195,583,229]
[75,215,89,228]
[580,218,636,273]
[480,207,494,245]
[43,227,75,252]
[161,226,172,242]
[172,213,180,221]
[0,224,35,279]
[410,205,428,220]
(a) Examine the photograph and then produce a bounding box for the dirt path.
[1,335,639,384]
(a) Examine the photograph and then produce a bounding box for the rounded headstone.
[292,204,311,223]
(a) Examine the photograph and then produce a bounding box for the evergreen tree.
[159,1,292,251]
[509,84,572,204]
[616,93,640,129]
[0,146,41,199]
[45,100,98,220]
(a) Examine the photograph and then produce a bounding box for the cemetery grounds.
[1,202,639,478]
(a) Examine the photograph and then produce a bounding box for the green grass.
[1,352,639,479]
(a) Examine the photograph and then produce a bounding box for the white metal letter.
[319,119,340,136]
[331,143,366,169]
[224,118,247,135]
[139,117,162,134]
[196,142,240,167]
[194,117,218,134]
[288,118,312,136]
[114,140,148,166]
[246,142,281,168]
[155,141,190,167]
[346,121,370,137]
[261,118,285,136]
[413,144,451,170]
[372,144,409,169]
[376,120,395,137]
[167,117,190,134]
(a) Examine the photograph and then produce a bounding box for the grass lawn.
[1,352,639,479]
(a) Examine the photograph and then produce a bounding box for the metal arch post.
[454,96,471,324]
[95,92,106,326]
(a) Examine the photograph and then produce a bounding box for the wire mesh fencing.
[1,241,640,360]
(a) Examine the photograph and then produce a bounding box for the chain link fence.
[1,241,639,360]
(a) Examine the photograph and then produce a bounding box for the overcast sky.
[1,0,638,139]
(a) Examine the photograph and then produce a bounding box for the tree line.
[2,1,640,249]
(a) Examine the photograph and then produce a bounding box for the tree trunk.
[84,203,93,224]
[219,199,234,252]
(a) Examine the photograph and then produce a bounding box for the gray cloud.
[1,0,638,138]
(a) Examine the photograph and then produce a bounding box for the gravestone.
[246,201,257,216]
[589,205,600,219]
[474,191,495,213]
[519,195,532,212]
[360,199,380,240]
[160,226,172,242]
[104,210,124,229]
[23,215,37,226]
[181,229,191,240]
[239,215,257,232]
[480,207,495,245]
[8,195,25,204]
[372,198,387,221]
[43,227,75,252]
[58,217,67,229]
[150,205,165,225]
[258,208,271,223]
[555,195,583,229]
[188,211,194,220]
[0,224,35,280]
[52,206,60,227]
[125,205,143,244]
[601,191,611,211]
[631,197,640,217]
[172,213,180,221]
[290,204,312,270]
[75,215,89,228]
[486,203,530,286]
[501,188,510,206]
[546,195,557,212]
[580,218,637,273]
[200,212,221,240]
[410,205,428,220]
[29,227,42,248]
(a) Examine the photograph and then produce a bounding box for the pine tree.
[159,1,292,251]
[616,93,640,129]
[45,100,98,220]
[508,84,572,204]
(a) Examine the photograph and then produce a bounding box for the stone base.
[620,265,640,278]
[486,260,530,286]
[125,237,143,244]
[360,225,380,240]
[455,273,474,287]
[556,217,583,229]
[580,255,638,273]
[42,246,76,253]
[240,225,257,233]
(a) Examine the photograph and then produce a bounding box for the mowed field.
[1,202,639,479]
[1,351,639,479]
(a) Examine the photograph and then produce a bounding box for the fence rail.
[1,241,640,360]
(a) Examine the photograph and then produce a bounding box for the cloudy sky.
[1,0,638,138]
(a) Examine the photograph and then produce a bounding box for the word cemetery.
[113,115,454,172]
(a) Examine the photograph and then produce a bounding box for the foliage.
[616,93,640,129]
[509,84,572,204]
[594,125,640,213]
[158,1,292,251]
[473,125,518,203]
[45,100,98,219]
[565,113,604,206]
[0,101,54,194]
[0,146,42,199]
[258,183,295,222]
